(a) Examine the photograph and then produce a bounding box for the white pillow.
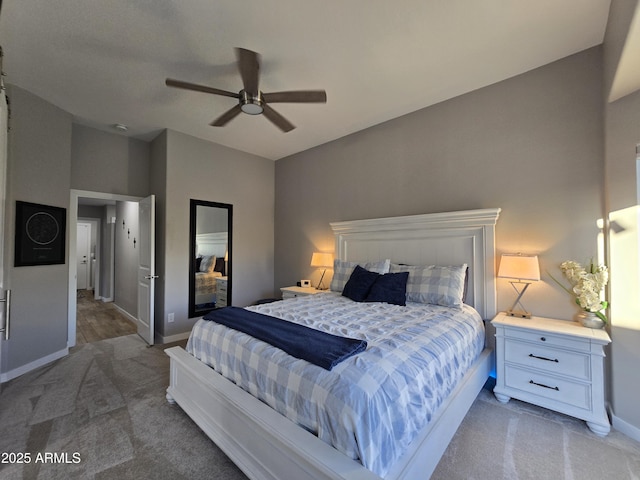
[330,259,390,293]
[389,263,467,307]
[199,255,216,273]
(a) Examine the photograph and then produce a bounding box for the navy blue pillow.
[365,271,410,306]
[342,265,380,302]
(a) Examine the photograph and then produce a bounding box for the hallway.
[76,290,136,345]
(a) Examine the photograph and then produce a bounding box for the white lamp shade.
[310,252,334,268]
[498,254,540,281]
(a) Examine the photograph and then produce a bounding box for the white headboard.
[196,232,228,258]
[330,208,501,320]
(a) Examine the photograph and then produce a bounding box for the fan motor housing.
[240,90,264,115]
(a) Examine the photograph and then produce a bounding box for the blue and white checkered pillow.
[390,263,467,307]
[330,259,390,293]
[199,255,216,273]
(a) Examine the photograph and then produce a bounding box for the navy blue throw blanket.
[202,306,367,370]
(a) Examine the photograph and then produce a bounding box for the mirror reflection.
[189,199,232,317]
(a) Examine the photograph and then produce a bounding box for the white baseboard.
[159,331,191,344]
[100,296,114,302]
[112,303,136,322]
[611,412,640,442]
[0,348,69,383]
[110,302,188,346]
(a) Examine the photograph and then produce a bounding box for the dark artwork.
[15,201,66,266]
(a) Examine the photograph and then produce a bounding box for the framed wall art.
[15,201,66,266]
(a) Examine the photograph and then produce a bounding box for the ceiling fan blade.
[262,104,295,132]
[263,90,327,104]
[166,78,239,99]
[210,104,243,127]
[235,48,260,97]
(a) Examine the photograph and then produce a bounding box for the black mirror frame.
[188,199,233,318]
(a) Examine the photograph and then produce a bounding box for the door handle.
[144,275,159,280]
[0,289,11,340]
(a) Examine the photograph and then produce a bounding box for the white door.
[0,81,9,373]
[136,195,156,345]
[76,223,90,290]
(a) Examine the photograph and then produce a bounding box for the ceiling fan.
[166,48,327,132]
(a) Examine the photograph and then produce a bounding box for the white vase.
[577,311,605,329]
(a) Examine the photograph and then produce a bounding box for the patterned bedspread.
[186,292,485,477]
[195,271,220,295]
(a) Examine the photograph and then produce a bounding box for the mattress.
[186,292,485,477]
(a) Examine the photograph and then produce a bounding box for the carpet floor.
[0,334,638,479]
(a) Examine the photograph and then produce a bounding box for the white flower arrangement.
[552,260,609,323]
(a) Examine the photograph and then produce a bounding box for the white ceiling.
[0,1,612,160]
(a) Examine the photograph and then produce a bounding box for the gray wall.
[604,89,640,436]
[71,124,150,197]
[2,85,72,372]
[602,0,639,102]
[149,131,168,340]
[71,125,151,318]
[276,47,604,324]
[152,129,275,339]
[603,0,640,436]
[114,201,139,316]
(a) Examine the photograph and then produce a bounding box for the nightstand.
[216,276,228,307]
[492,312,611,436]
[280,286,321,299]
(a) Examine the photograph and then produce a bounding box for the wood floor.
[76,289,137,345]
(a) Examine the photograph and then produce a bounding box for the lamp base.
[505,281,534,319]
[316,269,328,290]
[505,309,532,319]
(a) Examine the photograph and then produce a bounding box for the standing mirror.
[189,199,232,318]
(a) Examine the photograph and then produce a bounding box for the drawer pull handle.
[529,380,559,391]
[529,353,559,363]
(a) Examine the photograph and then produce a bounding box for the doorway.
[68,190,145,347]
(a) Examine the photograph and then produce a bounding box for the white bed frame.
[166,208,501,480]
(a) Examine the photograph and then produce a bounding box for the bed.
[194,264,222,305]
[166,208,501,480]
[194,232,228,306]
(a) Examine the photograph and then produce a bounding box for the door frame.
[68,189,143,348]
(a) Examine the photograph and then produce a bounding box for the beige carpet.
[0,334,638,479]
[432,386,640,480]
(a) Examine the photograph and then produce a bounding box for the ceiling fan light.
[240,90,264,115]
[241,102,263,115]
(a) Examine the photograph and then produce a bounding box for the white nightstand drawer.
[504,328,590,352]
[504,365,591,410]
[280,286,320,299]
[505,340,591,380]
